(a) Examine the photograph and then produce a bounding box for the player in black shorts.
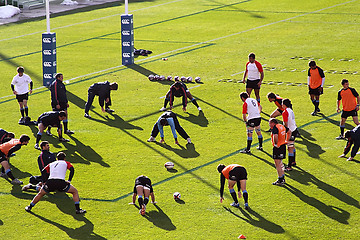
[35,111,69,150]
[130,175,156,215]
[339,125,360,161]
[49,73,74,135]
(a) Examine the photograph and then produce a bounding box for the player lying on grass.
[217,164,249,210]
[129,175,156,215]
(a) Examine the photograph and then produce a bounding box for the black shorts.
[0,152,7,163]
[134,177,153,193]
[289,129,299,141]
[246,118,261,127]
[276,108,283,114]
[43,179,71,193]
[16,93,29,102]
[273,144,286,159]
[246,79,261,89]
[308,87,323,96]
[52,103,68,111]
[228,166,247,181]
[341,110,358,119]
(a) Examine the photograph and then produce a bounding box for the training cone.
[238,234,246,239]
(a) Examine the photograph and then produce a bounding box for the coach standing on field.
[49,73,74,135]
[84,81,118,118]
[11,66,33,122]
[242,53,264,104]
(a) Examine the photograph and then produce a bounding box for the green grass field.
[1,0,360,239]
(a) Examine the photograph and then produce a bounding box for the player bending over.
[130,175,156,215]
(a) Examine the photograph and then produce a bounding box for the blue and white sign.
[42,32,57,87]
[121,14,134,65]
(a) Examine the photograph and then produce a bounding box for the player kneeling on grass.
[217,164,249,210]
[282,99,299,171]
[130,175,156,215]
[338,125,360,161]
[160,81,201,112]
[147,111,191,144]
[336,79,360,140]
[239,92,263,153]
[84,81,118,118]
[25,152,86,214]
[269,118,288,186]
[35,111,69,150]
[0,134,30,185]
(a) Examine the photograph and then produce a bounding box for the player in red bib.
[242,53,264,103]
[217,164,248,209]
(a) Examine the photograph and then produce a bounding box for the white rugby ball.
[148,74,154,81]
[154,75,160,81]
[187,76,193,82]
[159,75,165,81]
[167,76,173,81]
[195,77,201,83]
[173,192,181,200]
[174,76,180,81]
[180,76,186,82]
[165,162,174,169]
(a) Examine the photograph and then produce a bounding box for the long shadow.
[295,130,325,159]
[318,113,354,130]
[286,167,360,209]
[88,112,143,130]
[206,0,264,18]
[62,135,110,167]
[284,184,350,224]
[223,207,285,233]
[126,64,173,86]
[144,204,176,231]
[177,111,209,127]
[154,142,199,158]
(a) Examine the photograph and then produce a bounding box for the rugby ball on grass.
[173,192,181,200]
[195,77,201,83]
[164,162,174,169]
[148,74,154,81]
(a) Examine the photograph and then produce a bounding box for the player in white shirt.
[11,67,33,121]
[242,53,264,103]
[281,99,299,171]
[25,152,86,214]
[240,92,263,153]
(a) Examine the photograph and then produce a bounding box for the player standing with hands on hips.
[242,53,264,103]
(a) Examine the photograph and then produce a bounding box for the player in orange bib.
[336,79,360,140]
[217,164,249,209]
[269,118,289,186]
[307,61,325,116]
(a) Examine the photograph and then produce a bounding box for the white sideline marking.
[231,71,244,76]
[0,0,355,100]
[159,85,201,99]
[0,0,183,42]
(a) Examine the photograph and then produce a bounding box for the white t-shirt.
[11,73,32,95]
[243,98,261,120]
[282,107,297,132]
[45,160,73,180]
[245,61,263,81]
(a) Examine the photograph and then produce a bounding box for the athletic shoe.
[76,209,87,214]
[84,113,91,118]
[197,107,202,111]
[65,130,74,135]
[11,178,23,185]
[244,203,249,210]
[240,149,251,154]
[291,161,297,167]
[230,202,239,208]
[25,206,32,212]
[34,143,40,150]
[140,205,146,215]
[311,111,317,116]
[59,137,70,142]
[272,179,285,186]
[159,107,167,111]
[187,138,192,144]
[147,136,156,142]
[335,135,345,140]
[22,183,33,191]
[256,146,263,150]
[284,166,293,172]
[45,130,52,136]
[0,172,8,179]
[105,108,115,113]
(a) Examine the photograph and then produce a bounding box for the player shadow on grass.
[7,163,32,180]
[155,142,200,158]
[61,135,110,167]
[283,184,350,224]
[177,111,209,127]
[88,112,143,131]
[223,207,285,233]
[132,204,176,230]
[317,113,355,131]
[296,129,325,159]
[125,64,173,86]
[285,166,360,209]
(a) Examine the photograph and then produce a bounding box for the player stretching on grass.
[239,92,263,153]
[160,81,201,112]
[217,164,249,210]
[307,61,325,116]
[267,92,285,118]
[336,79,360,140]
[282,99,299,171]
[242,53,264,103]
[130,175,156,215]
[269,118,288,186]
[339,125,360,161]
[25,152,86,214]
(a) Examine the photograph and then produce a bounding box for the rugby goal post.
[121,0,134,65]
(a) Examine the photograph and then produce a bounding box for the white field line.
[0,0,355,100]
[0,0,183,42]
[159,84,201,99]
